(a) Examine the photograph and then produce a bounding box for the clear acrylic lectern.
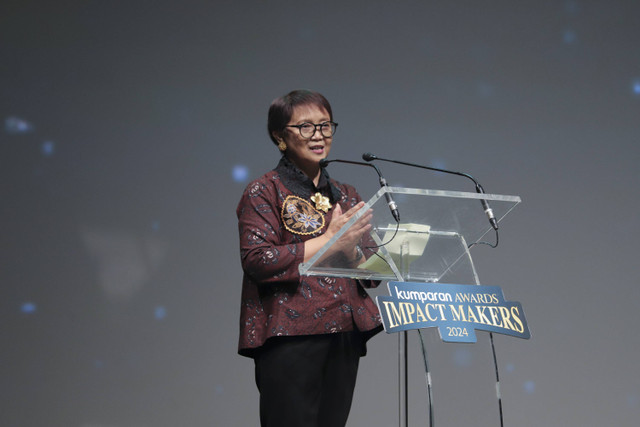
[299,186,521,427]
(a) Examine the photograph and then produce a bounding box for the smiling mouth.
[310,145,324,153]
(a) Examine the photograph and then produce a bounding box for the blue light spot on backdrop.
[21,302,37,314]
[476,82,495,98]
[232,164,249,183]
[524,380,535,394]
[5,116,34,134]
[41,140,55,156]
[431,158,449,176]
[564,0,580,15]
[453,348,473,367]
[155,306,167,320]
[632,80,640,96]
[151,220,161,232]
[563,30,577,44]
[505,363,515,373]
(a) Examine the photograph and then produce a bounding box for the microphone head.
[362,152,377,162]
[319,158,330,168]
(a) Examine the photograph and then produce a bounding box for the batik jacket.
[237,157,382,358]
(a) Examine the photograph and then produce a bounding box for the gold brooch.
[310,192,331,213]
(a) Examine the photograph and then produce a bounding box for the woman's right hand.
[325,202,372,256]
[304,201,372,263]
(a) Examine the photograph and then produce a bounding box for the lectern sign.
[377,282,530,343]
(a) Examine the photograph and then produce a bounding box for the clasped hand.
[303,201,373,264]
[324,202,372,261]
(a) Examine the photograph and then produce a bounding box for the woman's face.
[280,104,332,177]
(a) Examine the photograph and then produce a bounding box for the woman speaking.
[237,89,382,427]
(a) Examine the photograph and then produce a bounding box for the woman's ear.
[274,133,287,152]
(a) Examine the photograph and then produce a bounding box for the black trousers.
[254,332,363,427]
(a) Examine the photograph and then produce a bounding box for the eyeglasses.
[285,121,338,139]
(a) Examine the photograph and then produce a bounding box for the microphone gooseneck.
[320,158,400,223]
[362,152,499,231]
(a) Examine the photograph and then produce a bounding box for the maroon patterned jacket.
[237,157,382,358]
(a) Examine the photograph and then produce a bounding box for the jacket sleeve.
[237,180,305,285]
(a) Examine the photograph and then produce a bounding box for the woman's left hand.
[304,201,372,263]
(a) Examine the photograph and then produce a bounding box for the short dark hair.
[267,90,333,145]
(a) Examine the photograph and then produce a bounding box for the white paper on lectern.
[357,223,430,274]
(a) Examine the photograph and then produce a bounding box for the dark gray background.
[2,1,639,426]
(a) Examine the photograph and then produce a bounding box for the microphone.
[361,152,377,162]
[320,158,400,222]
[362,152,498,230]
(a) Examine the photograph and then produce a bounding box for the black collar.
[275,156,342,203]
